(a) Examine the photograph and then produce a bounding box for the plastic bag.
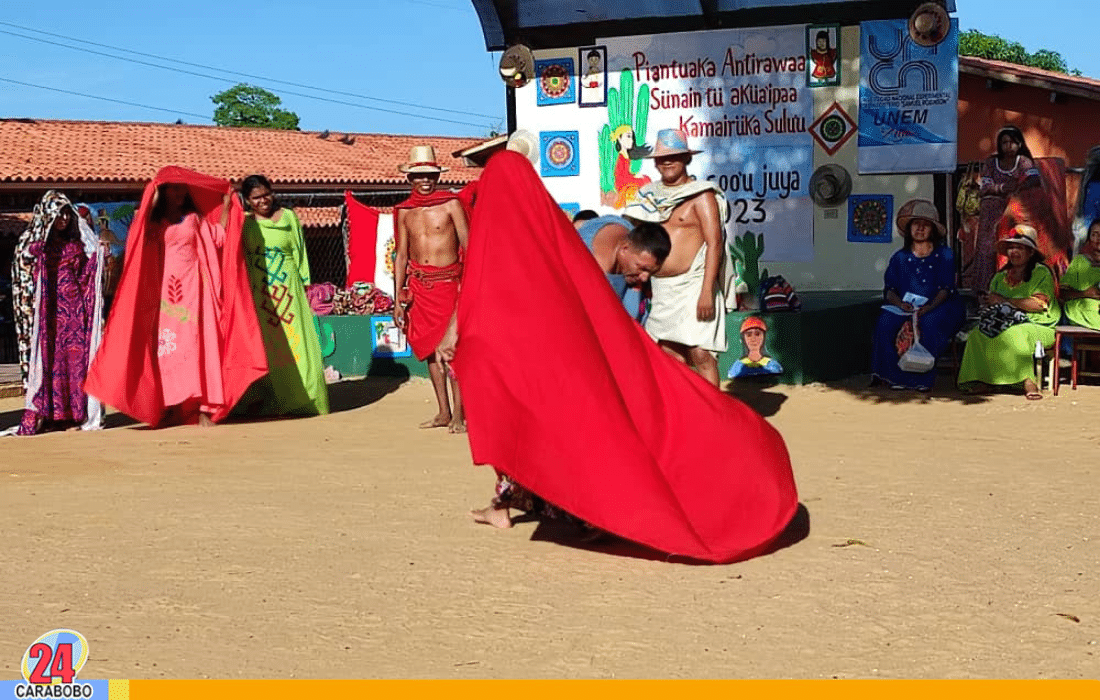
[898,311,936,373]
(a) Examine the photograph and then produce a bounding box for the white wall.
[515,23,939,293]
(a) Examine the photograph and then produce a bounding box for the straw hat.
[908,2,951,47]
[505,129,539,167]
[643,129,703,159]
[398,145,449,174]
[996,225,1041,255]
[895,199,946,237]
[808,164,852,207]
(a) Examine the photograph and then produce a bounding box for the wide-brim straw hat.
[398,145,449,174]
[996,225,1041,255]
[908,2,951,47]
[643,129,703,159]
[808,164,852,207]
[505,129,539,167]
[896,198,946,237]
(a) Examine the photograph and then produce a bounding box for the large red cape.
[451,151,799,564]
[85,166,268,427]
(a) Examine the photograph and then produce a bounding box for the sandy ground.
[0,373,1097,680]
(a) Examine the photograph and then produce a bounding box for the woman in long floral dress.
[7,191,104,435]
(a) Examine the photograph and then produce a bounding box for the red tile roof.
[959,56,1100,101]
[0,119,483,187]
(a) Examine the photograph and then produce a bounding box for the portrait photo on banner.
[578,45,608,107]
[806,24,840,88]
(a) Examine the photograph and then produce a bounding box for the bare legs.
[658,340,720,386]
[421,353,466,432]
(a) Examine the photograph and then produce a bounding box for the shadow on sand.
[524,502,811,565]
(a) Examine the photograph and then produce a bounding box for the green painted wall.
[319,291,881,384]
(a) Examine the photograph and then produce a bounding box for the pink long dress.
[155,212,226,418]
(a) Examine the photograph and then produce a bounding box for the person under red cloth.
[85,166,267,428]
[393,145,471,433]
[435,150,799,564]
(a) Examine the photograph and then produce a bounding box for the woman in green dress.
[239,174,329,415]
[958,226,1060,400]
[1059,219,1100,329]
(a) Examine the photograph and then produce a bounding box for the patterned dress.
[8,191,104,436]
[18,237,98,434]
[972,155,1041,291]
[241,209,329,415]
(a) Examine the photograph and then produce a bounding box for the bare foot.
[470,506,512,529]
[1023,378,1042,400]
[419,413,451,429]
[199,414,216,427]
[448,418,467,434]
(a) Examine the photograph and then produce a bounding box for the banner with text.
[858,19,959,174]
[601,26,814,262]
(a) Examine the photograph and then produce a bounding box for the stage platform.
[320,290,884,385]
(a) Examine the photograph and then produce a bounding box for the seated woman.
[1059,219,1100,329]
[871,199,965,392]
[958,226,1061,400]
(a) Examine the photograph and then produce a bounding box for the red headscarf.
[85,166,267,426]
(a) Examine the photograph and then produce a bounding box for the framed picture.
[847,195,894,243]
[807,24,841,88]
[535,57,576,106]
[370,315,411,358]
[577,45,608,107]
[540,131,580,177]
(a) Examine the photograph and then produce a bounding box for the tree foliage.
[211,84,301,129]
[959,29,1080,76]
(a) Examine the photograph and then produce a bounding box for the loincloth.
[645,243,727,352]
[404,259,462,361]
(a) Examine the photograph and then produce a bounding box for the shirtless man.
[393,145,469,433]
[624,129,732,386]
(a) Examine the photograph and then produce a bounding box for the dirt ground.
[0,373,1097,680]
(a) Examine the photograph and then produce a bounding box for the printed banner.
[858,19,959,174]
[600,25,815,262]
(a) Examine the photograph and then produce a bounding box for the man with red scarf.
[393,145,470,433]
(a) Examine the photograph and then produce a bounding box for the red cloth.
[85,166,267,427]
[391,189,469,239]
[344,191,380,285]
[405,259,462,361]
[451,151,799,564]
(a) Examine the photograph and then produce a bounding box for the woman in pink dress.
[148,184,230,426]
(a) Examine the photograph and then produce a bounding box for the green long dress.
[241,208,329,415]
[1061,254,1100,329]
[958,264,1061,387]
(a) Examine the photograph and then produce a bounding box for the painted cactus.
[598,69,650,197]
[730,230,768,297]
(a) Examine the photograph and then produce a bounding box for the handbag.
[956,161,981,217]
[898,311,936,373]
[977,302,1028,338]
